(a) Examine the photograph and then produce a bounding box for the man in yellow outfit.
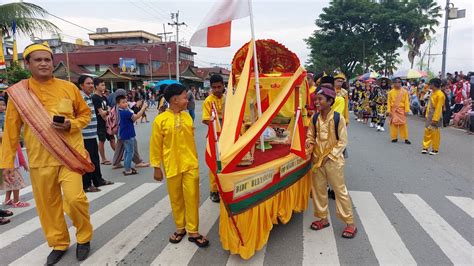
[0,43,93,264]
[334,73,350,126]
[151,83,209,248]
[422,78,445,155]
[202,74,225,203]
[306,85,357,238]
[387,77,412,144]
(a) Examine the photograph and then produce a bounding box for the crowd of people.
[0,41,472,264]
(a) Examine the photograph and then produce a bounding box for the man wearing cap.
[421,78,445,155]
[387,77,412,144]
[306,85,357,239]
[334,73,350,125]
[0,42,94,264]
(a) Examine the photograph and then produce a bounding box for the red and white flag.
[189,0,250,48]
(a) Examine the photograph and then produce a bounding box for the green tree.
[305,0,441,77]
[0,62,31,84]
[399,0,441,69]
[0,2,59,38]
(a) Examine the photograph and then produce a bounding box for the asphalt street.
[0,100,472,265]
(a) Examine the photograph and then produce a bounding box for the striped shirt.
[81,91,98,139]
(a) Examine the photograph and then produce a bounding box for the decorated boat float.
[207,39,313,259]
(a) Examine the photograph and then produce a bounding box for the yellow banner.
[13,39,18,62]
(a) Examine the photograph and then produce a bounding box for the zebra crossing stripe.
[226,246,266,266]
[303,201,340,265]
[0,185,33,196]
[395,193,473,265]
[0,182,124,250]
[350,191,416,265]
[150,198,219,266]
[10,183,160,265]
[446,196,474,218]
[82,195,172,265]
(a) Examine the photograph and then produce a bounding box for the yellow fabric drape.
[219,173,311,259]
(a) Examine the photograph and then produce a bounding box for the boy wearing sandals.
[306,85,357,239]
[116,95,148,176]
[150,84,209,248]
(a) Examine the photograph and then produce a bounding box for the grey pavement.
[0,101,472,265]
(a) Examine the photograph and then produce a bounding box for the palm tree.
[0,2,58,38]
[400,0,441,69]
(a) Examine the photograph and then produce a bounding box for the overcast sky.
[4,0,473,74]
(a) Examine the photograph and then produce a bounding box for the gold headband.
[23,41,53,58]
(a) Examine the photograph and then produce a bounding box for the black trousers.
[83,138,104,189]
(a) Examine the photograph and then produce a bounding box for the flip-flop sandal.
[188,235,209,248]
[112,164,124,169]
[310,220,330,231]
[123,169,138,176]
[101,180,114,186]
[135,162,150,168]
[101,160,112,165]
[0,217,10,225]
[0,209,14,217]
[342,225,357,239]
[11,201,31,208]
[169,231,186,244]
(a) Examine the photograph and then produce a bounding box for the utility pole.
[157,24,172,42]
[441,0,449,79]
[169,11,186,82]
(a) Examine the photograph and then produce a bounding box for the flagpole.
[248,0,265,152]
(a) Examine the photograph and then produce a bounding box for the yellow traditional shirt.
[309,85,316,96]
[202,94,224,122]
[426,89,445,122]
[0,77,91,169]
[331,96,345,115]
[306,110,347,168]
[387,88,410,114]
[150,109,199,178]
[335,87,350,125]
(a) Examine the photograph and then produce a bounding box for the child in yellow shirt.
[422,78,445,155]
[306,86,357,239]
[150,84,209,248]
[202,74,225,203]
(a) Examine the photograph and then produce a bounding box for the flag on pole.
[12,21,18,62]
[189,0,250,48]
[290,108,306,159]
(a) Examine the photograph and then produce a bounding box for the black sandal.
[0,217,10,225]
[0,209,13,217]
[169,231,186,244]
[188,235,209,248]
[123,169,138,176]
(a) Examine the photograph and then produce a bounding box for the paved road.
[1,101,472,265]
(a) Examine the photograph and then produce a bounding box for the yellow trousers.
[30,166,93,251]
[209,171,218,193]
[167,169,200,233]
[390,124,409,140]
[422,127,441,151]
[311,159,354,224]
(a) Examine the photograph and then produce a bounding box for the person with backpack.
[108,89,150,169]
[306,85,357,239]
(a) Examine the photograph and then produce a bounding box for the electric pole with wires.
[169,11,186,82]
